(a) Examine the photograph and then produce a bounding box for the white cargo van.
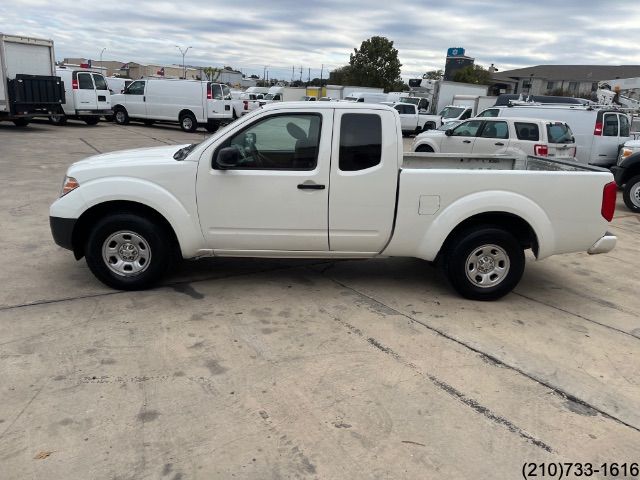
[343,92,389,104]
[50,67,111,125]
[476,104,631,167]
[110,79,233,132]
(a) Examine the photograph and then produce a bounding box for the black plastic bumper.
[611,166,625,186]
[50,216,76,251]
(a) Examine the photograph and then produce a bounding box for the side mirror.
[215,147,241,169]
[445,129,453,136]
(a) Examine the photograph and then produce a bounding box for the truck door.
[196,110,332,251]
[472,120,510,153]
[440,120,482,153]
[122,80,147,118]
[329,110,397,252]
[92,74,111,112]
[394,104,416,131]
[75,72,98,111]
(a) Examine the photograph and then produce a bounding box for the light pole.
[175,45,192,79]
[99,47,106,74]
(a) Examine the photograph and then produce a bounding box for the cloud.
[2,0,639,80]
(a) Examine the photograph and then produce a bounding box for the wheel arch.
[179,109,196,120]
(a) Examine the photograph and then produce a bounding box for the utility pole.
[175,45,192,79]
[308,68,311,83]
[99,47,106,74]
[299,67,303,82]
[291,66,294,83]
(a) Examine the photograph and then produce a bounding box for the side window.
[480,121,509,139]
[619,115,630,137]
[459,109,472,120]
[477,109,499,118]
[603,114,619,137]
[77,73,94,90]
[339,113,382,172]
[125,81,145,95]
[222,85,231,100]
[92,74,108,90]
[451,120,483,137]
[514,122,540,141]
[211,84,223,100]
[223,114,321,170]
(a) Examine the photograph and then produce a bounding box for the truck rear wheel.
[205,121,220,133]
[85,213,174,290]
[180,112,198,132]
[443,227,525,301]
[12,118,30,127]
[84,117,100,125]
[623,175,640,212]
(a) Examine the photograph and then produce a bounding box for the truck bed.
[402,152,608,172]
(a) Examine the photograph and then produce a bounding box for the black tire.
[85,213,175,290]
[205,120,219,133]
[114,107,129,125]
[623,174,640,213]
[49,114,68,126]
[443,227,525,301]
[84,117,100,125]
[415,145,434,153]
[12,118,30,127]
[104,115,114,122]
[143,119,155,126]
[180,112,198,132]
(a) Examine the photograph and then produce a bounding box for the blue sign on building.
[447,47,465,57]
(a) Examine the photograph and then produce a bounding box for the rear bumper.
[50,216,76,251]
[587,232,617,255]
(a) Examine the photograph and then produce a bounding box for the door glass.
[514,122,540,141]
[546,123,574,143]
[223,114,321,170]
[211,84,223,100]
[451,120,483,137]
[222,85,231,100]
[477,109,499,118]
[92,74,108,90]
[480,121,509,139]
[459,109,472,120]
[339,113,382,171]
[619,115,630,137]
[125,81,145,95]
[603,114,619,137]
[77,73,94,90]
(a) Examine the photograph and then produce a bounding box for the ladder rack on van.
[506,100,633,112]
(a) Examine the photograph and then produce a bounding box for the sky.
[2,0,640,81]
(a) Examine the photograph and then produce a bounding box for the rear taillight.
[206,84,212,100]
[601,181,617,222]
[243,100,248,110]
[594,121,603,136]
[534,144,548,156]
[72,79,78,90]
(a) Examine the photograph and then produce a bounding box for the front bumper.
[611,166,625,186]
[50,216,76,251]
[587,232,617,255]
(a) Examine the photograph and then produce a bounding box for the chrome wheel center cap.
[118,243,139,261]
[477,255,495,273]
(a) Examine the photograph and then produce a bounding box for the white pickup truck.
[50,103,618,300]
[393,102,441,134]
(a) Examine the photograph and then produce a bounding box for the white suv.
[412,117,577,159]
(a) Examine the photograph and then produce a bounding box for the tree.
[328,65,353,85]
[249,74,259,79]
[423,69,443,80]
[347,36,403,92]
[203,67,222,82]
[452,65,492,85]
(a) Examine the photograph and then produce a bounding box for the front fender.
[49,177,205,257]
[415,190,554,260]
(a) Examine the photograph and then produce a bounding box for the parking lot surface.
[1,120,639,479]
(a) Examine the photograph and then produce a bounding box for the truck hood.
[71,144,189,169]
[624,139,640,150]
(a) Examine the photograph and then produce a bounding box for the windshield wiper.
[173,143,198,161]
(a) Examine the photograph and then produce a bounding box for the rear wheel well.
[179,109,196,120]
[439,212,539,260]
[72,201,179,260]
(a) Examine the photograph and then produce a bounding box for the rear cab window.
[339,114,382,171]
[619,114,630,137]
[603,113,619,137]
[514,122,540,141]
[546,122,574,143]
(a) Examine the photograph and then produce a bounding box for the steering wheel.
[246,139,274,168]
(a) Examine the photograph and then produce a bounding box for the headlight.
[61,176,79,197]
[620,148,634,159]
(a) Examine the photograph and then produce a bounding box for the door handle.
[143,96,146,102]
[463,140,471,144]
[495,142,505,146]
[297,183,325,190]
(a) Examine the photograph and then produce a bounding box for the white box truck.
[433,81,489,113]
[0,33,65,126]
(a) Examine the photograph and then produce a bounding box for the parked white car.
[110,79,233,132]
[50,103,616,301]
[476,104,631,167]
[50,67,111,125]
[343,92,388,103]
[412,117,577,159]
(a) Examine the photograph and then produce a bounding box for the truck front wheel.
[622,175,640,212]
[443,227,525,301]
[12,118,30,127]
[85,213,174,290]
[114,107,129,125]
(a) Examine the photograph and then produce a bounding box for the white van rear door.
[76,72,98,111]
[206,83,233,120]
[594,112,621,165]
[92,74,111,112]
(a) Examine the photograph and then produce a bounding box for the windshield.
[344,96,357,101]
[546,123,575,143]
[401,97,419,106]
[264,94,275,100]
[173,143,200,161]
[439,106,465,118]
[438,121,462,131]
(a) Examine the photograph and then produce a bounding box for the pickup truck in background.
[50,103,617,300]
[612,138,640,212]
[393,102,441,134]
